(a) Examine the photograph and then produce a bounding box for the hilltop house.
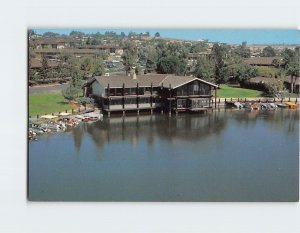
[84,73,218,116]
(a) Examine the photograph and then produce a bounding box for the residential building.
[84,73,218,116]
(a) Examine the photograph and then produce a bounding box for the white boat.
[234,102,243,109]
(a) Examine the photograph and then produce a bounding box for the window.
[139,97,150,104]
[145,87,151,94]
[125,98,136,104]
[109,88,116,96]
[116,88,123,96]
[130,88,136,95]
[124,88,130,95]
[177,99,187,108]
[110,99,122,105]
[138,87,144,95]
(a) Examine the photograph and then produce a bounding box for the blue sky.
[33,28,300,45]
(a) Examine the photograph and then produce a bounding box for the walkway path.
[29,84,68,94]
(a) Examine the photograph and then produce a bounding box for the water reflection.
[30,109,299,201]
[232,109,299,134]
[69,110,299,153]
[70,112,228,151]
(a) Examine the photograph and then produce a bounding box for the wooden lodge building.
[85,73,218,116]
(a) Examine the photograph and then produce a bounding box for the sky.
[33,28,300,45]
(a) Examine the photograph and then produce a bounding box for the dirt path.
[29,84,68,94]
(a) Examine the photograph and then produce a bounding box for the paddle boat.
[286,102,298,109]
[277,103,288,108]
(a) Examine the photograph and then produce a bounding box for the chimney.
[132,71,137,80]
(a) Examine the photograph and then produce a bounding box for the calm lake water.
[28,109,299,201]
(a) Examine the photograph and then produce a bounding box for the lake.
[28,109,299,201]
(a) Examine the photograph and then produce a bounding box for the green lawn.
[29,93,73,117]
[217,85,264,98]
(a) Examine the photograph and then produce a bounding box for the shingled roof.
[245,57,283,66]
[92,74,218,89]
[29,59,60,68]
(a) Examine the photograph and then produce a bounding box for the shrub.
[76,97,94,106]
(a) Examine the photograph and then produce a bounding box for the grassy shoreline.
[217,85,263,98]
[28,86,296,117]
[29,93,72,117]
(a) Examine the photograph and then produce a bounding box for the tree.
[80,57,93,76]
[122,41,138,73]
[190,42,209,53]
[193,57,215,82]
[128,31,136,38]
[256,66,276,78]
[135,66,142,75]
[62,85,80,101]
[28,60,38,82]
[165,43,189,59]
[261,46,276,57]
[286,59,300,93]
[43,31,59,37]
[145,50,158,73]
[40,56,49,82]
[60,51,72,63]
[281,48,300,93]
[69,31,85,37]
[264,80,284,96]
[86,37,91,45]
[282,48,297,67]
[233,42,251,58]
[63,67,83,100]
[211,43,231,83]
[155,32,160,37]
[157,55,187,76]
[93,57,105,76]
[222,59,257,83]
[120,32,126,37]
[272,58,281,68]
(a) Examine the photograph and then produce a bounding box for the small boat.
[260,103,268,110]
[225,101,235,108]
[234,102,244,109]
[286,102,297,109]
[251,103,260,110]
[277,103,288,108]
[30,127,44,134]
[244,103,253,110]
[260,103,277,110]
[268,103,277,109]
[244,102,260,110]
[82,112,103,122]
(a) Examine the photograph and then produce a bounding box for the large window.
[124,98,137,104]
[190,98,209,108]
[124,88,130,95]
[138,87,144,95]
[110,99,122,105]
[116,88,123,96]
[109,88,116,96]
[144,87,151,94]
[176,86,188,96]
[175,81,212,96]
[130,88,136,95]
[177,99,188,108]
[139,97,150,104]
[199,83,210,95]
